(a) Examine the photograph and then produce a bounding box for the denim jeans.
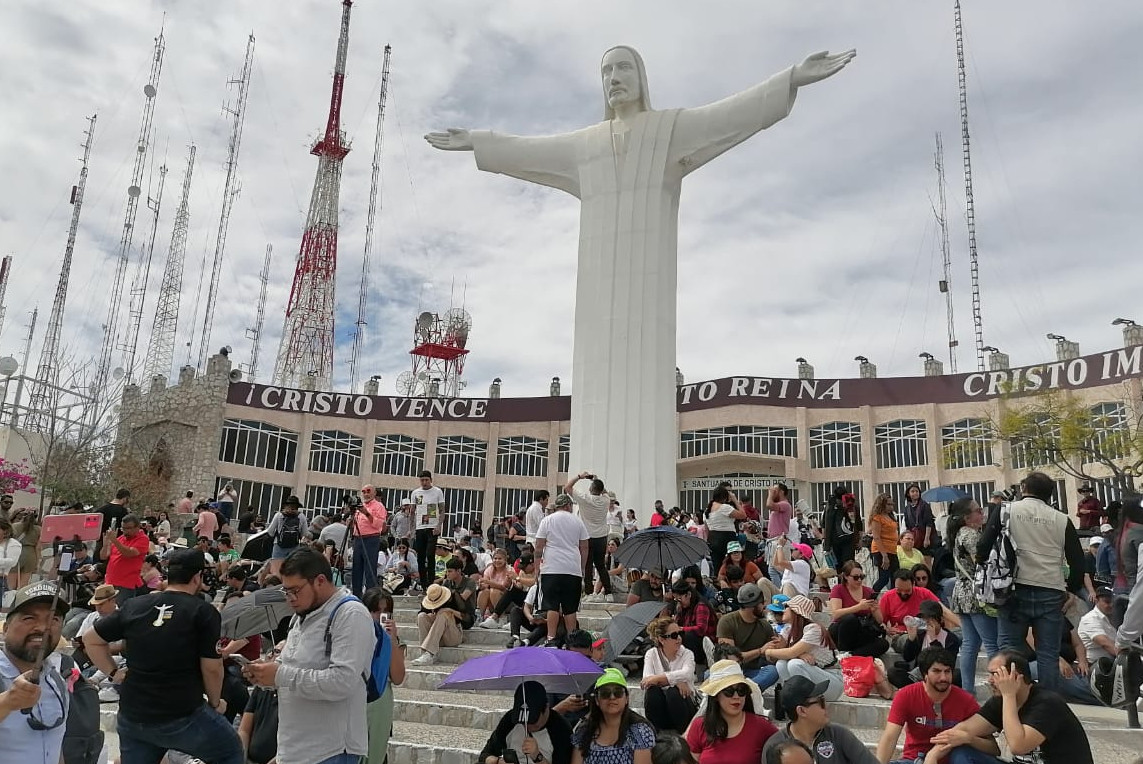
[775,659,843,701]
[997,584,1066,691]
[316,754,364,764]
[117,704,244,764]
[745,663,780,691]
[1028,661,1100,704]
[958,610,999,690]
[945,747,1004,764]
[352,534,381,596]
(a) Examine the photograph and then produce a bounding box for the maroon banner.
[228,345,1142,421]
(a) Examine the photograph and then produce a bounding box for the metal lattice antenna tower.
[196,33,255,371]
[243,243,272,382]
[933,132,958,373]
[93,29,164,414]
[349,44,392,393]
[0,255,11,339]
[143,144,196,383]
[274,0,354,391]
[9,308,39,427]
[954,0,985,371]
[122,162,168,382]
[27,115,98,430]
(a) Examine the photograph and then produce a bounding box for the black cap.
[1096,586,1116,600]
[513,680,548,724]
[780,675,832,715]
[167,549,206,575]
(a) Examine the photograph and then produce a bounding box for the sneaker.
[477,616,500,629]
[411,651,437,665]
[702,636,716,667]
[506,636,522,649]
[98,686,120,703]
[542,638,559,649]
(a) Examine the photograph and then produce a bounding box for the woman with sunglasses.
[908,563,934,593]
[826,560,889,658]
[641,616,697,733]
[684,660,776,764]
[572,667,655,764]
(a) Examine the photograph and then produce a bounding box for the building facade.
[117,341,1143,535]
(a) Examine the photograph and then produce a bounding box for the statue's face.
[602,48,640,109]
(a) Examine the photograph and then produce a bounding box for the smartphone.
[379,613,391,626]
[504,751,520,764]
[230,655,252,666]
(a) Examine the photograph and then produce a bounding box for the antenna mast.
[349,44,392,393]
[93,28,164,415]
[0,255,11,339]
[196,33,255,371]
[933,132,958,373]
[143,145,196,383]
[954,0,985,371]
[10,308,38,427]
[122,162,168,382]
[243,243,273,382]
[27,115,97,430]
[274,0,354,391]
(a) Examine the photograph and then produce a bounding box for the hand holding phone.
[230,654,252,666]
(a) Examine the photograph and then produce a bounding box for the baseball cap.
[1090,536,1104,546]
[8,581,69,616]
[1095,586,1115,600]
[736,582,763,607]
[594,667,627,690]
[792,543,813,559]
[513,681,549,724]
[1101,523,1114,533]
[553,494,574,508]
[401,496,414,506]
[167,549,207,576]
[780,674,831,716]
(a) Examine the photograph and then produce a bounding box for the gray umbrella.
[603,599,667,662]
[220,586,294,640]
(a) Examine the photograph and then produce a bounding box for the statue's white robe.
[471,68,796,522]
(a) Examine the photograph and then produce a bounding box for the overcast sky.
[1,1,1140,399]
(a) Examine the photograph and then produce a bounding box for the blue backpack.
[324,596,391,703]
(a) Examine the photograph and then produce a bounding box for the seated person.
[827,560,889,658]
[239,644,283,764]
[715,583,783,691]
[412,558,478,665]
[672,583,716,668]
[926,651,1093,764]
[627,568,666,607]
[771,538,814,597]
[878,569,958,651]
[909,564,936,595]
[717,542,764,588]
[887,600,962,689]
[508,581,565,649]
[479,680,573,764]
[896,531,925,571]
[224,565,259,597]
[641,616,698,734]
[385,539,419,593]
[1015,618,1101,705]
[550,630,608,727]
[678,565,719,606]
[432,540,454,581]
[481,554,539,629]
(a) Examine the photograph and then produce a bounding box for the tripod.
[335,498,359,589]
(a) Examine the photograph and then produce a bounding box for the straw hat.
[172,537,190,548]
[89,584,118,606]
[699,659,760,697]
[785,595,817,620]
[421,584,451,611]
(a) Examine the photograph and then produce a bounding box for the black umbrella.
[220,586,294,640]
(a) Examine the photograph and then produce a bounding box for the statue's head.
[601,46,651,119]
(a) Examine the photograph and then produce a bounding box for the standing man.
[177,490,195,516]
[535,494,589,647]
[564,471,611,602]
[525,490,550,545]
[351,486,388,596]
[977,471,1085,691]
[85,548,244,764]
[875,647,982,764]
[411,470,447,590]
[0,582,72,764]
[391,497,415,546]
[1076,484,1105,534]
[766,483,794,586]
[94,488,130,559]
[195,501,219,541]
[243,548,375,764]
[100,514,151,605]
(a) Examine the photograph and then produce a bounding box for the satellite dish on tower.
[395,371,415,396]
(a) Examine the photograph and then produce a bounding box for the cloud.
[0,0,1140,401]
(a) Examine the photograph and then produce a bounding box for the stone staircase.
[93,596,1143,762]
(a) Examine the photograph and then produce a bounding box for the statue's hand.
[424,128,474,151]
[791,49,856,88]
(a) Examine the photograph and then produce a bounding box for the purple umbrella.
[439,646,604,694]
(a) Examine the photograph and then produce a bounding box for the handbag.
[840,655,878,698]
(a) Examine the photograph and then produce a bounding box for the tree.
[0,457,37,496]
[978,387,1143,495]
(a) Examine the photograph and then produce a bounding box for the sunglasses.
[27,675,65,731]
[661,631,682,640]
[800,696,827,710]
[719,684,751,698]
[849,573,866,580]
[596,685,628,700]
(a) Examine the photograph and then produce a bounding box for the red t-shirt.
[887,682,979,762]
[686,711,777,764]
[829,583,874,610]
[651,513,666,527]
[104,532,151,588]
[878,586,939,629]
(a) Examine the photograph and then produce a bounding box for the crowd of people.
[1,468,1138,764]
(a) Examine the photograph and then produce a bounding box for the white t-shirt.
[1078,606,1117,661]
[536,510,589,577]
[572,487,610,538]
[799,622,835,666]
[525,501,546,541]
[781,558,812,596]
[412,485,447,530]
[706,503,737,532]
[607,507,625,535]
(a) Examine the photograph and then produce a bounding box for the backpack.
[974,504,1018,606]
[59,654,104,764]
[277,514,302,548]
[323,596,384,700]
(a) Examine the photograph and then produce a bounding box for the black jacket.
[478,707,573,764]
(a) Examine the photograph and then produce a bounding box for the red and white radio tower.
[273,0,354,391]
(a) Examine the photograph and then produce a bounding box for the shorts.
[272,543,297,560]
[540,573,583,615]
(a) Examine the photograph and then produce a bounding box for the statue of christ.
[426,45,855,521]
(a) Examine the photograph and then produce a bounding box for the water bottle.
[903,615,924,629]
